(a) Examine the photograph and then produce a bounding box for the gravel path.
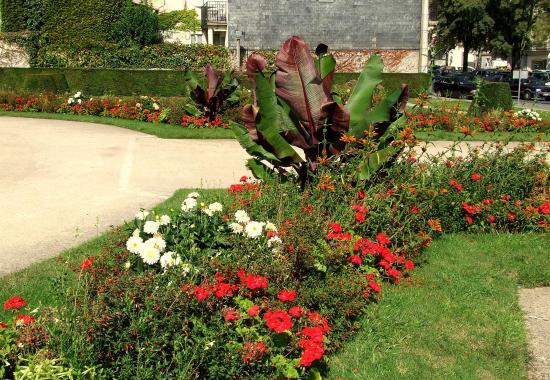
[519,288,550,380]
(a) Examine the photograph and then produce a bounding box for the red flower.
[239,175,248,182]
[298,327,326,367]
[410,205,420,214]
[224,309,240,321]
[214,282,235,298]
[368,281,382,293]
[80,257,94,271]
[355,212,365,223]
[0,322,8,329]
[404,260,415,270]
[376,232,390,246]
[471,173,483,181]
[358,191,365,200]
[243,274,268,290]
[278,289,297,302]
[289,306,303,318]
[194,284,213,301]
[488,215,496,223]
[241,341,268,364]
[507,212,516,222]
[465,215,474,225]
[4,296,27,310]
[263,310,293,332]
[538,202,550,215]
[15,314,35,326]
[247,305,260,317]
[363,290,370,298]
[350,255,362,265]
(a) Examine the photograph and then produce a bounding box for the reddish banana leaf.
[275,36,332,145]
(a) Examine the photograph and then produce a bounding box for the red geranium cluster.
[181,115,228,129]
[4,296,27,310]
[241,341,268,364]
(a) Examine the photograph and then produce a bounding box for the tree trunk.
[511,44,521,70]
[462,42,469,72]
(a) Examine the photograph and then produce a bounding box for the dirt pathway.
[519,288,550,380]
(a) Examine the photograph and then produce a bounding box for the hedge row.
[35,43,230,71]
[0,0,26,32]
[0,68,430,97]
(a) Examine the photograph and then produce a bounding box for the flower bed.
[1,139,548,378]
[407,96,550,135]
[0,92,232,129]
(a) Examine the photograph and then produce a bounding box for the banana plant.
[184,64,241,121]
[230,36,409,185]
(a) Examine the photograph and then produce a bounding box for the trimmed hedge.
[475,81,514,112]
[0,0,26,32]
[0,68,430,97]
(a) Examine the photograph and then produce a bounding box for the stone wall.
[228,0,421,51]
[0,40,29,68]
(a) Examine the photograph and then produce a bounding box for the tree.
[434,0,494,71]
[487,0,549,69]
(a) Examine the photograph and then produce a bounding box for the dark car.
[432,72,476,98]
[530,71,550,82]
[485,72,512,83]
[510,79,550,101]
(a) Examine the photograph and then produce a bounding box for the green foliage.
[40,0,128,45]
[184,65,241,121]
[232,37,408,185]
[110,2,161,47]
[158,9,200,32]
[20,73,68,93]
[0,0,26,32]
[470,81,514,115]
[434,0,494,71]
[34,43,230,70]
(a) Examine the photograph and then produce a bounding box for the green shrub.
[21,74,57,93]
[158,9,201,32]
[471,81,514,114]
[40,0,128,45]
[0,0,26,32]
[110,2,161,47]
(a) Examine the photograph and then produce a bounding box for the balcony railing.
[201,1,227,27]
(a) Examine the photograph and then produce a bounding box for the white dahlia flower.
[208,202,223,213]
[143,220,160,234]
[235,210,250,224]
[145,236,166,252]
[265,222,278,232]
[160,251,181,269]
[187,192,200,199]
[139,244,160,265]
[245,221,264,239]
[135,210,149,220]
[182,197,197,212]
[159,214,171,226]
[126,235,143,254]
[229,222,244,234]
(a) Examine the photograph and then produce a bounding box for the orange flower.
[318,175,335,192]
[340,134,357,144]
[459,126,474,136]
[427,219,443,232]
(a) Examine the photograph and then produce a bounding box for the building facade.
[228,0,428,72]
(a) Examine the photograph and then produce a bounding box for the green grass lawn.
[328,233,550,380]
[0,111,235,139]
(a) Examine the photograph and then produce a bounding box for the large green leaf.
[256,73,304,164]
[357,145,401,181]
[229,121,280,163]
[316,54,336,80]
[346,55,384,129]
[350,87,403,138]
[246,158,277,181]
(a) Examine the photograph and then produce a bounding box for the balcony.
[201,1,227,28]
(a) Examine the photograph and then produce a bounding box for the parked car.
[530,70,550,83]
[485,71,512,83]
[432,72,476,99]
[510,79,550,101]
